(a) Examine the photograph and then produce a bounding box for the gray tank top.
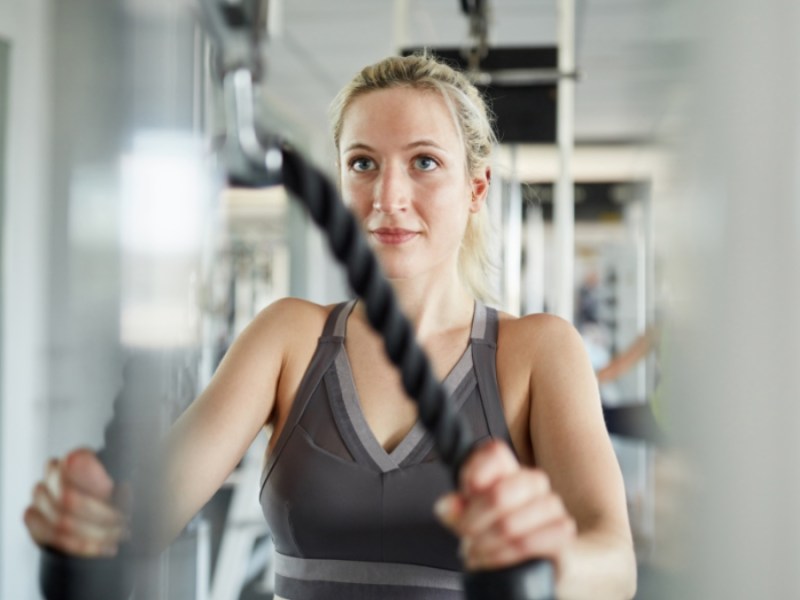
[260,300,514,599]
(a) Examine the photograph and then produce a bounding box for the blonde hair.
[329,53,498,304]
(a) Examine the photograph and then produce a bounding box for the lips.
[371,227,419,245]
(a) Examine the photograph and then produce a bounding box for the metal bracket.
[198,0,283,187]
[460,0,489,71]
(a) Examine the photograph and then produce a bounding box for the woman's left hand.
[434,439,577,572]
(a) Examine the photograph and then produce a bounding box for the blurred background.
[1,0,798,598]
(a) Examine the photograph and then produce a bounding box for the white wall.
[0,1,52,598]
[667,0,800,596]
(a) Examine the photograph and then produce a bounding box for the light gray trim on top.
[337,338,477,469]
[333,299,357,337]
[335,300,484,468]
[387,421,427,465]
[388,346,475,463]
[335,351,400,472]
[274,552,464,591]
[470,301,487,340]
[443,348,473,397]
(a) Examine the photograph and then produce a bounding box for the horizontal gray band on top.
[275,576,465,600]
[274,552,464,591]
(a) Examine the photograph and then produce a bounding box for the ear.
[469,166,491,213]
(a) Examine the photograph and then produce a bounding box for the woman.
[24,55,636,599]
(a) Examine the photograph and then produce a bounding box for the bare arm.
[434,315,636,600]
[530,316,636,599]
[596,326,657,384]
[143,298,300,547]
[25,297,311,557]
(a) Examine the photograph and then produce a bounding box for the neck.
[384,269,475,340]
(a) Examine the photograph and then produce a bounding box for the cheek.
[428,182,471,221]
[339,175,361,208]
[425,199,470,244]
[340,180,373,224]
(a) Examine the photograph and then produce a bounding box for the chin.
[374,256,419,281]
[380,265,418,282]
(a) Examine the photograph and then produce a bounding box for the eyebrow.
[342,139,450,154]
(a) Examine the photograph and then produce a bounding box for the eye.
[349,157,376,172]
[414,155,439,171]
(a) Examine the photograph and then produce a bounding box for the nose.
[372,163,410,214]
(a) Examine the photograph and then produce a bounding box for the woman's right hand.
[23,448,130,557]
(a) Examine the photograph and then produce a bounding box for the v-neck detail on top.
[330,300,487,472]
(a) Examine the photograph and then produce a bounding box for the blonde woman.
[25,55,636,599]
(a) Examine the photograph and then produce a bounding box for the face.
[338,87,489,283]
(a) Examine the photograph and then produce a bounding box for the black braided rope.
[280,146,475,482]
[96,384,132,481]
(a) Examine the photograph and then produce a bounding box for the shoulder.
[209,297,343,403]
[252,296,333,327]
[230,297,339,356]
[497,311,585,358]
[496,310,594,391]
[250,297,340,331]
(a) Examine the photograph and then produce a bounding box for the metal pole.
[524,204,545,315]
[643,185,657,397]
[554,0,576,321]
[628,199,647,400]
[393,0,409,53]
[505,145,523,315]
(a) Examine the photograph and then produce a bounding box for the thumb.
[63,448,115,501]
[434,492,466,530]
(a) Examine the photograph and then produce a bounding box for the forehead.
[339,87,463,151]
